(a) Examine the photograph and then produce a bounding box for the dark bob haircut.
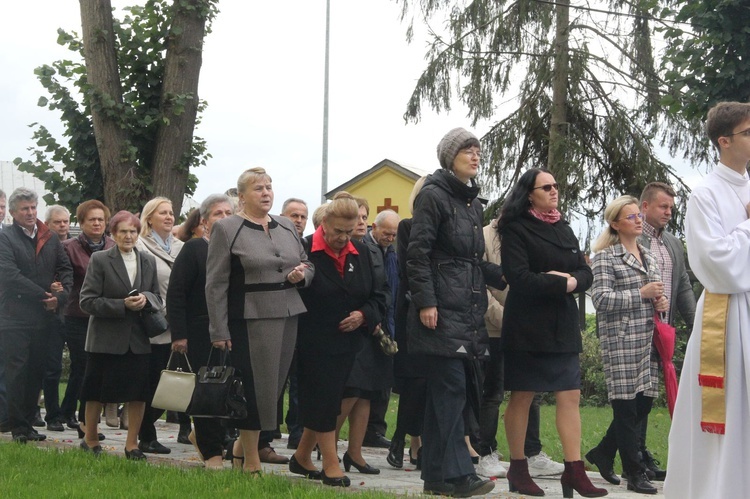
[109,210,142,234]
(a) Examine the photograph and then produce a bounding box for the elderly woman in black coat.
[499,168,605,498]
[167,194,234,469]
[290,192,386,487]
[406,128,504,497]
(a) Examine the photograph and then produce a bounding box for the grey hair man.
[0,188,73,442]
[281,198,308,238]
[45,205,71,241]
[362,209,400,449]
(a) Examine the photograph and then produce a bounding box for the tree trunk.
[548,0,569,211]
[79,0,140,212]
[150,0,209,216]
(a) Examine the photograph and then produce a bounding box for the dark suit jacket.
[638,230,696,331]
[79,246,161,355]
[297,237,386,355]
[0,220,72,329]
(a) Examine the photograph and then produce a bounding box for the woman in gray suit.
[206,167,313,474]
[588,195,668,495]
[79,210,162,460]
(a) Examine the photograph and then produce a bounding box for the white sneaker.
[527,451,565,477]
[476,451,507,478]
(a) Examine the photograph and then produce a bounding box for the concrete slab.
[2,417,664,498]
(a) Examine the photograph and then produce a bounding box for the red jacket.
[62,233,115,317]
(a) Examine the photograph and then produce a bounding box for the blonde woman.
[587,195,667,495]
[135,197,185,454]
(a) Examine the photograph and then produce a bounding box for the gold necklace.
[240,211,269,225]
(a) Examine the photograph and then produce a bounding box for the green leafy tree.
[397,0,691,235]
[14,0,217,215]
[660,0,750,165]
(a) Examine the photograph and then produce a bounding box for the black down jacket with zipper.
[406,168,504,360]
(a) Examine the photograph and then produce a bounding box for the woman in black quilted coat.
[406,127,504,497]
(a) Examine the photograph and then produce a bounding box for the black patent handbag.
[189,347,248,419]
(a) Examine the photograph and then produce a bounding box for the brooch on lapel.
[348,263,355,272]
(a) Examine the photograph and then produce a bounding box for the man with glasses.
[635,182,696,482]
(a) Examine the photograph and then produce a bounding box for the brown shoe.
[258,446,289,464]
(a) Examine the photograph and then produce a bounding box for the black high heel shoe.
[316,444,341,463]
[343,451,380,474]
[320,470,351,487]
[77,425,106,441]
[289,455,322,480]
[225,438,244,470]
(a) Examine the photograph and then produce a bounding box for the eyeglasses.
[725,127,750,138]
[532,183,559,192]
[618,213,644,222]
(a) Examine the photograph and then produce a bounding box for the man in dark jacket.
[407,128,504,497]
[362,209,400,448]
[634,182,696,480]
[0,188,73,443]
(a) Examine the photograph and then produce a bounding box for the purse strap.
[167,351,193,373]
[205,345,232,368]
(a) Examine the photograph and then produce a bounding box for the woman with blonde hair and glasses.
[135,196,185,455]
[586,195,667,495]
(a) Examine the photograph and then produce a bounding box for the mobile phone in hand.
[127,289,139,297]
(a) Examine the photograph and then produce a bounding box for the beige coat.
[483,221,508,338]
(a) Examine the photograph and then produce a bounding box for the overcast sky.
[0,0,491,219]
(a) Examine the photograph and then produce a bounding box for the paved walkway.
[2,418,664,498]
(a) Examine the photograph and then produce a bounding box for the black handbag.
[189,347,248,419]
[141,309,169,338]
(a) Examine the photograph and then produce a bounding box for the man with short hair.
[45,205,71,241]
[37,205,73,431]
[635,182,696,480]
[363,209,400,448]
[273,198,309,451]
[281,198,309,238]
[0,188,72,443]
[0,189,6,431]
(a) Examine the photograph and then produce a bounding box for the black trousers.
[285,350,302,443]
[42,319,66,423]
[393,377,426,440]
[421,356,475,483]
[594,392,654,475]
[60,317,88,420]
[366,389,390,437]
[525,393,543,457]
[1,322,50,436]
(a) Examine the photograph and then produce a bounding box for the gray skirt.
[227,316,297,430]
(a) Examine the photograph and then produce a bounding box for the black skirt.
[80,350,151,403]
[297,351,356,433]
[503,351,581,392]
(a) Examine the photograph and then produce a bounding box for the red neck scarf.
[529,208,561,224]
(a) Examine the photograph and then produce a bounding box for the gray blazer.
[638,230,696,330]
[80,246,162,355]
[206,214,313,342]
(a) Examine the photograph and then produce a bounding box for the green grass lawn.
[0,444,396,498]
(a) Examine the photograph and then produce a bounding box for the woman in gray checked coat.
[587,195,668,495]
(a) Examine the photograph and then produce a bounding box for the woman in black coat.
[406,128,503,497]
[166,194,234,469]
[289,192,386,487]
[499,168,605,498]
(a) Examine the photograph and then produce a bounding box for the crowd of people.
[2,101,748,498]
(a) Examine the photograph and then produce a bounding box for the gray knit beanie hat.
[436,127,480,170]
